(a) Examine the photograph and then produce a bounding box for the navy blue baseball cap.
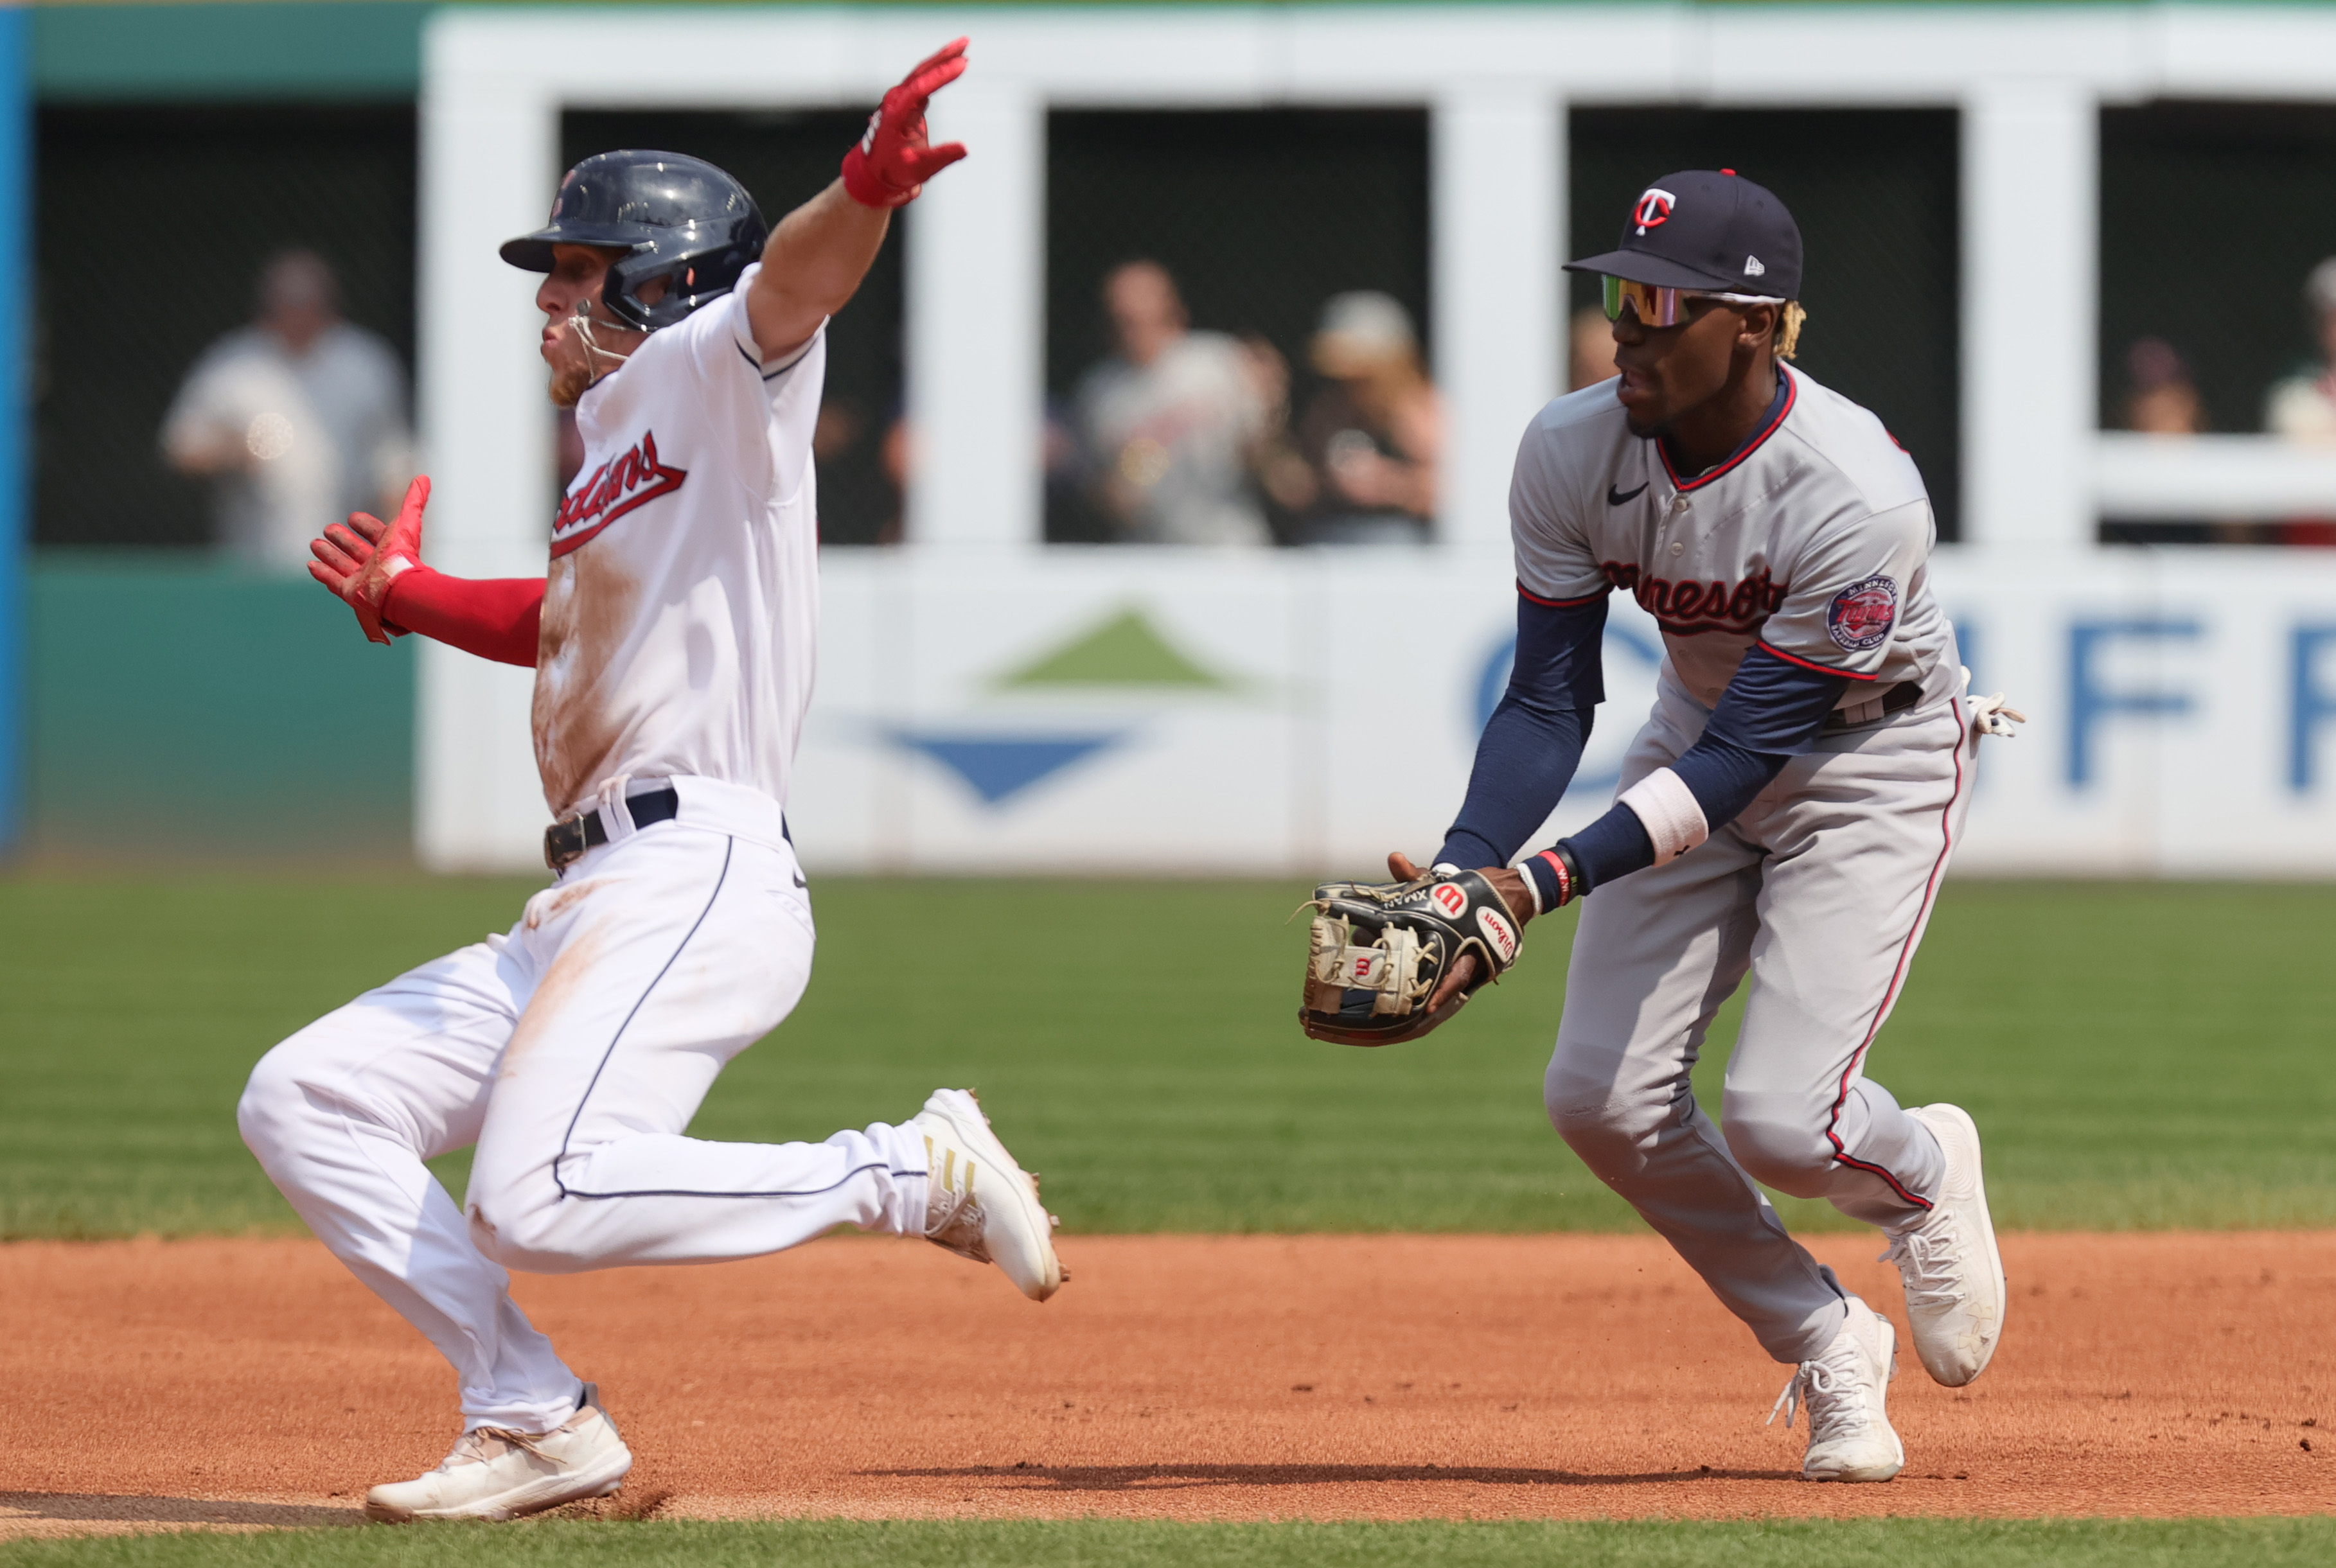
[1565,169,1803,299]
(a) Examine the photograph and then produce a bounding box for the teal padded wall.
[33,3,429,100]
[28,561,414,859]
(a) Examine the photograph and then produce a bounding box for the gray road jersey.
[1510,364,1954,713]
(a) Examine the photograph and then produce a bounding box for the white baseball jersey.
[1510,363,1954,713]
[534,262,823,820]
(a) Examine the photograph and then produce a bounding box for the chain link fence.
[1046,109,1430,545]
[34,105,417,550]
[2100,101,2336,436]
[39,101,1983,551]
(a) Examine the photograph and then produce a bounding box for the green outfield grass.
[2,1518,2334,1568]
[1,874,2332,1238]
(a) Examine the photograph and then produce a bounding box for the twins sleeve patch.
[1825,575,1899,653]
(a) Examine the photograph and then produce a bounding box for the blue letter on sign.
[2291,625,2336,793]
[2067,620,2202,789]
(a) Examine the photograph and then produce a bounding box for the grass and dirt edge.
[3,1518,2335,1567]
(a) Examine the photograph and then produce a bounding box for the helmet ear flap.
[599,251,665,331]
[601,218,768,333]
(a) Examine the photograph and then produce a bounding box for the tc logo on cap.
[1633,188,1676,235]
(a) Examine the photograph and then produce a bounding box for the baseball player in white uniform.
[238,42,1066,1522]
[1405,172,2021,1481]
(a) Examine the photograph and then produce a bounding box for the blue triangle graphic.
[892,731,1124,806]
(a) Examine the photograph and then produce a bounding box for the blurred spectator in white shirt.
[1570,303,1619,392]
[2264,257,2336,445]
[161,251,414,572]
[1072,260,1270,547]
[1293,292,1440,545]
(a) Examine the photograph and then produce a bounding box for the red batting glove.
[840,37,969,208]
[307,475,430,646]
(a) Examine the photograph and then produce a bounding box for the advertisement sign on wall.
[749,546,2336,879]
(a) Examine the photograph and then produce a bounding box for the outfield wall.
[394,545,2336,879]
[24,559,414,861]
[409,3,2336,879]
[788,546,2336,881]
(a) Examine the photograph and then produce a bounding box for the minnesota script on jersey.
[1510,364,1955,712]
[534,262,825,820]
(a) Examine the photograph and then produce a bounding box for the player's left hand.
[1298,859,1526,1045]
[308,475,431,646]
[840,38,970,208]
[1388,852,1533,1012]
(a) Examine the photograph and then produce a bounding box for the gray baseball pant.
[1546,671,1974,1364]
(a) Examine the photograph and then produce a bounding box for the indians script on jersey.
[551,430,687,559]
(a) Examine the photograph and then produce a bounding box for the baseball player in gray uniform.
[1404,172,2021,1481]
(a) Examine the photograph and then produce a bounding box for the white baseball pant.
[1546,668,1974,1364]
[238,777,932,1433]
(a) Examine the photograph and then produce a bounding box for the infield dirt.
[0,1233,2328,1535]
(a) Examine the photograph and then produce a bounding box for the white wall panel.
[417,4,2336,873]
[1433,87,1561,549]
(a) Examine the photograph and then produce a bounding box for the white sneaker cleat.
[1768,1297,1904,1483]
[1882,1102,2007,1387]
[912,1088,1065,1302]
[364,1382,633,1522]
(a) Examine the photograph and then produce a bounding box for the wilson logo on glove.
[1476,906,1519,964]
[1299,868,1523,1047]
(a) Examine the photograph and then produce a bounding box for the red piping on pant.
[1819,699,1967,1210]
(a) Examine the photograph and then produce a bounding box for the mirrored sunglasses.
[1602,275,1786,326]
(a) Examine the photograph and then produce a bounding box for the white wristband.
[1616,766,1710,867]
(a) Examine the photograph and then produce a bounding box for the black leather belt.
[544,787,680,871]
[1820,680,1922,733]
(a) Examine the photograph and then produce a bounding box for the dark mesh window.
[1047,109,1429,544]
[1571,109,1961,541]
[34,106,416,549]
[2100,102,2336,437]
[564,110,903,546]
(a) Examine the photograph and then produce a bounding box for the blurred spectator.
[1294,291,1440,545]
[1235,332,1316,545]
[2264,258,2336,444]
[1070,260,1270,547]
[2258,261,2336,546]
[2121,337,2207,436]
[1570,304,1619,392]
[161,251,413,572]
[2100,337,2233,546]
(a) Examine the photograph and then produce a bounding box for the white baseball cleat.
[911,1088,1066,1302]
[1768,1296,1904,1483]
[1882,1102,2007,1387]
[364,1382,632,1522]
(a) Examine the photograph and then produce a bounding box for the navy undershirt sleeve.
[1433,591,1608,872]
[1523,646,1851,906]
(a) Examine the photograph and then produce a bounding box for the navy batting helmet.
[500,150,768,331]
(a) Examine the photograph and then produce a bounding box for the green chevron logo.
[996,607,1229,690]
